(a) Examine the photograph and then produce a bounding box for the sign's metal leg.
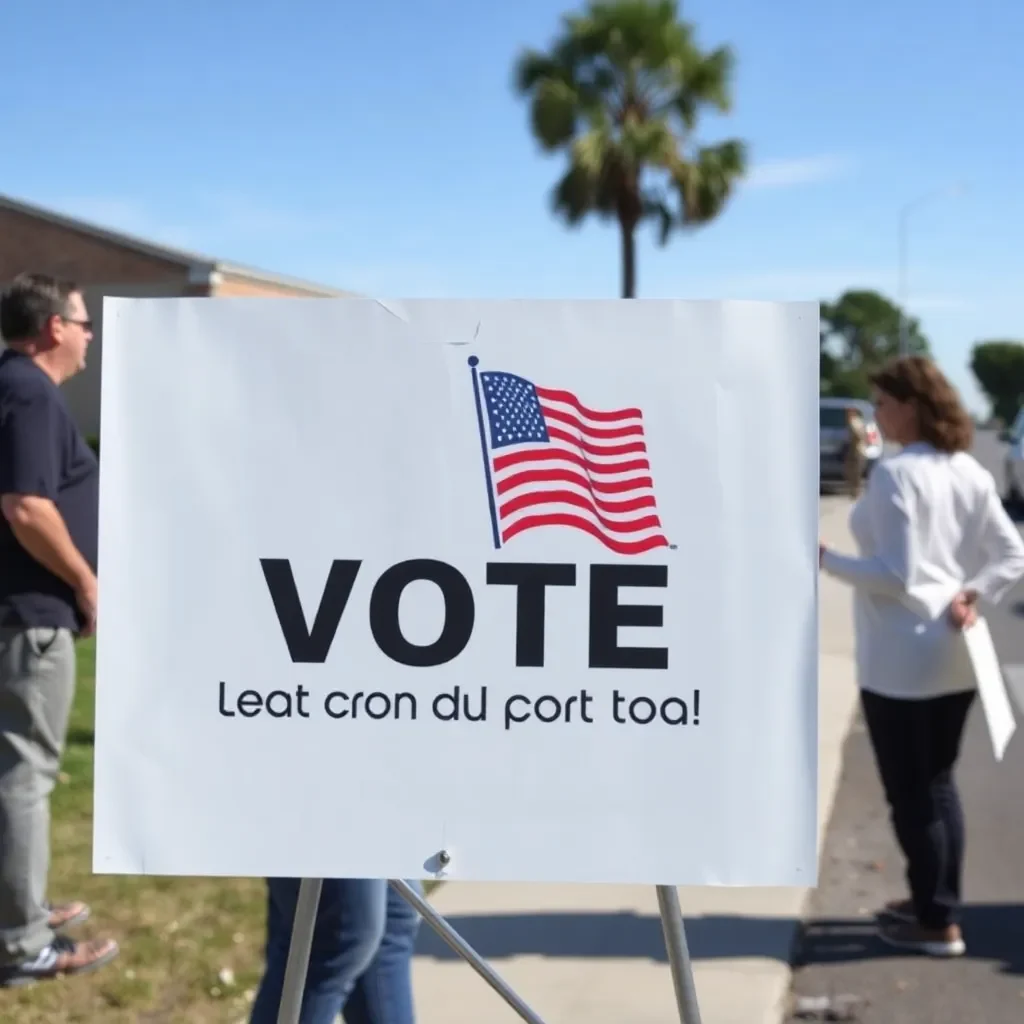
[276,878,695,1024]
[389,879,549,1024]
[276,877,323,1024]
[656,885,703,1024]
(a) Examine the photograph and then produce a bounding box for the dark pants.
[861,688,975,930]
[250,878,421,1024]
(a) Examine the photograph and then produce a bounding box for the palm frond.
[673,138,747,225]
[571,127,612,177]
[642,191,676,246]
[513,42,579,94]
[552,164,599,225]
[530,78,582,150]
[671,45,735,128]
[514,50,560,94]
[619,117,677,168]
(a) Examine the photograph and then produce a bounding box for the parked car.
[999,406,1024,505]
[820,397,883,487]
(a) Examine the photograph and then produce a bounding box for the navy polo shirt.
[0,349,99,632]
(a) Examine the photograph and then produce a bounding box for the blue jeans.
[250,878,421,1024]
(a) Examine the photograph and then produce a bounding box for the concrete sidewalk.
[411,497,860,1024]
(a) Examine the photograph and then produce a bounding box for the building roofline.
[0,192,350,297]
[209,264,352,297]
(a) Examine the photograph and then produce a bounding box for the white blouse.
[822,442,1024,700]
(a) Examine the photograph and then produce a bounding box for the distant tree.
[513,0,747,298]
[970,340,1024,425]
[820,289,929,398]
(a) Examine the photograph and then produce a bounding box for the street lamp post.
[897,183,965,356]
[898,206,909,355]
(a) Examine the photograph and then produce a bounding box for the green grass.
[1,636,440,1023]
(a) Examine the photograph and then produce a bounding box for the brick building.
[0,192,351,437]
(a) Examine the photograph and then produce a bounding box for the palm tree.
[514,0,747,298]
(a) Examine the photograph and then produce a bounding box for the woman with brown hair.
[819,355,1024,957]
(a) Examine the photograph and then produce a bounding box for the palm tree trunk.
[619,219,636,299]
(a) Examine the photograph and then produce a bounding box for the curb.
[768,497,861,1023]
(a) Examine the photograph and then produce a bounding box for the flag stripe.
[545,425,648,458]
[493,446,650,476]
[499,487,657,518]
[499,489,662,531]
[508,506,662,536]
[539,405,644,440]
[495,466,655,496]
[534,387,641,423]
[502,513,669,555]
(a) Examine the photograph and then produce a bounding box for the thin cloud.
[46,196,198,250]
[45,192,333,251]
[322,260,456,297]
[672,269,966,310]
[907,295,968,312]
[192,191,333,238]
[743,154,854,190]
[674,267,887,300]
[51,197,149,231]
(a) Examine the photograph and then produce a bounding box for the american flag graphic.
[468,357,669,555]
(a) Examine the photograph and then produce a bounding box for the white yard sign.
[93,297,820,886]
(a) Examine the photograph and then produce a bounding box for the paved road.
[787,431,1024,1023]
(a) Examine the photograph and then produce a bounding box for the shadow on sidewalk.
[415,903,1024,975]
[414,911,800,963]
[794,904,1024,976]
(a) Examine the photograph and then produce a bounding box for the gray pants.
[0,627,75,965]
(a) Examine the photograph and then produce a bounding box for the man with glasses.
[0,272,118,986]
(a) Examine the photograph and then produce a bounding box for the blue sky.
[3,0,1021,411]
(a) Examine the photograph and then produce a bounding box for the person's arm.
[1,495,94,593]
[820,462,921,602]
[0,396,96,609]
[963,478,1024,607]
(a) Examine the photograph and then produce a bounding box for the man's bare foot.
[46,900,90,931]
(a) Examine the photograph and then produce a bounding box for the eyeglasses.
[61,316,93,331]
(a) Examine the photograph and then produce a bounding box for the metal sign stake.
[389,879,548,1024]
[657,884,703,1023]
[276,877,323,1024]
[275,874,703,1024]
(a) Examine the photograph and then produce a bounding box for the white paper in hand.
[963,617,1017,761]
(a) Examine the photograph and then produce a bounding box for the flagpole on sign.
[276,877,323,1024]
[656,885,703,1023]
[467,355,502,550]
[389,880,548,1024]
